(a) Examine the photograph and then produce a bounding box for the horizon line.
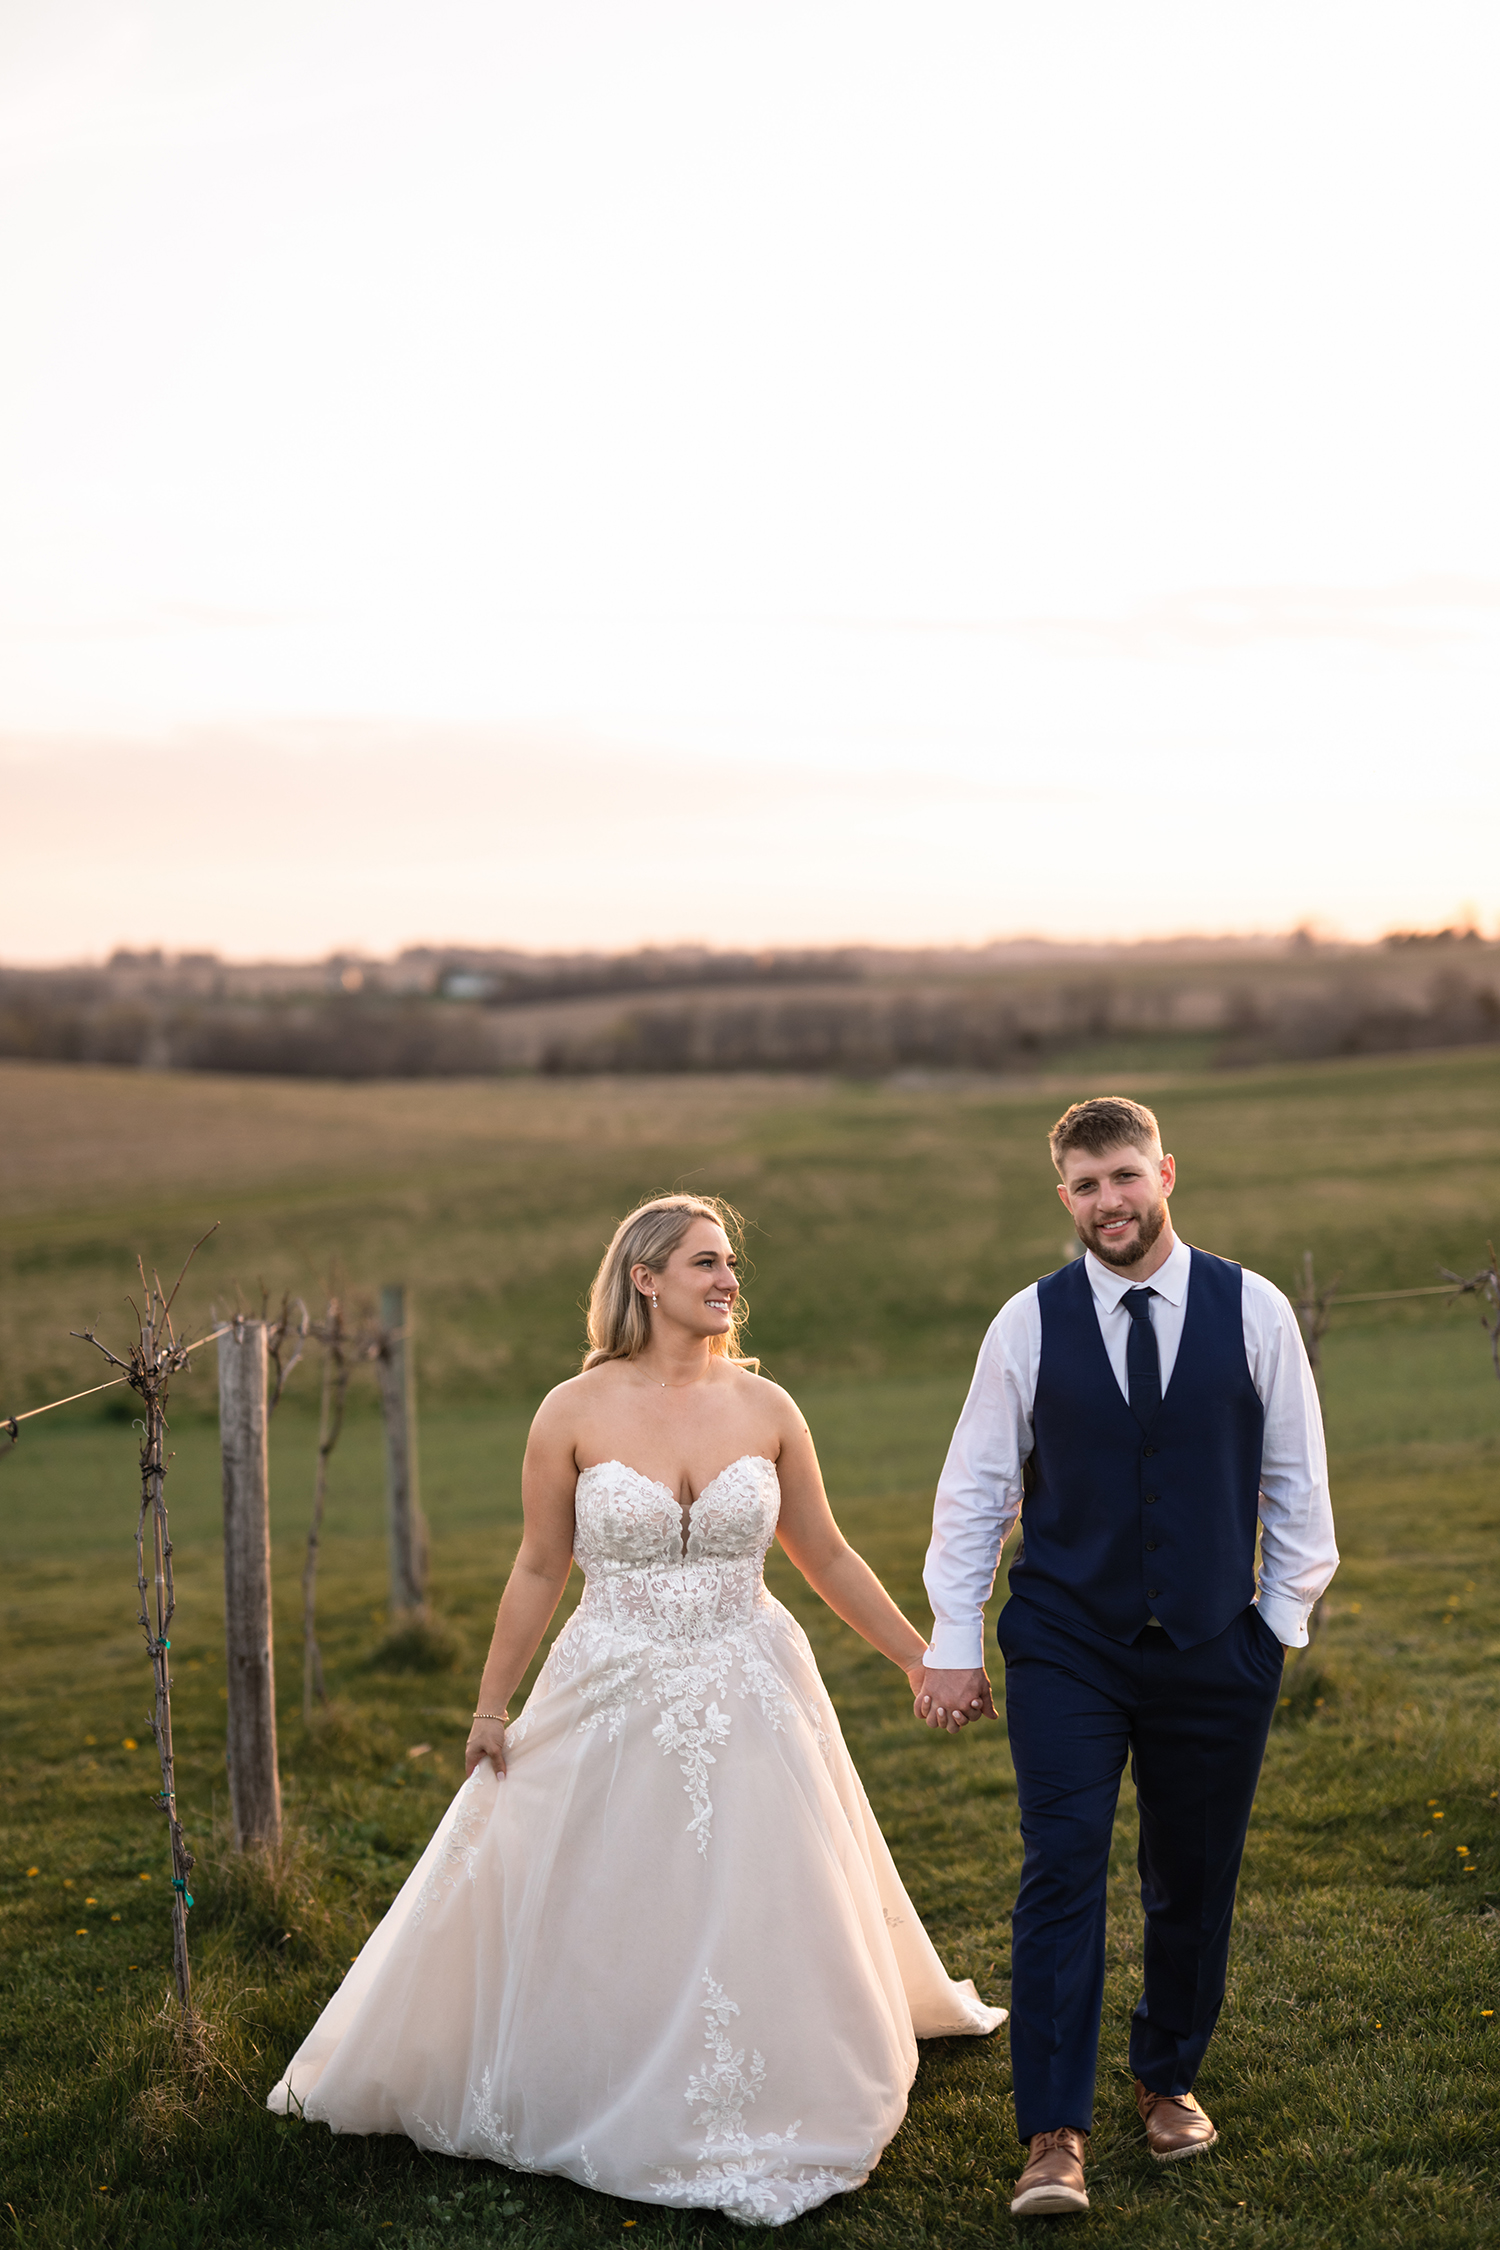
[6,921,1495,976]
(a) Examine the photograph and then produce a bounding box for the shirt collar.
[1084,1232,1191,1312]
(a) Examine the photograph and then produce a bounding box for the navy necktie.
[1122,1287,1161,1428]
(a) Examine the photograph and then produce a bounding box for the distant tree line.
[1,942,1497,1079]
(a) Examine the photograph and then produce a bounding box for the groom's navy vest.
[1009,1248,1264,1650]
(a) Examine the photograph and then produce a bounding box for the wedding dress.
[268,1456,1003,2225]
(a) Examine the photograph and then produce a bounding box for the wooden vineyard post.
[378,1285,428,1616]
[1294,1249,1339,1384]
[72,1231,220,2018]
[142,1378,194,2008]
[218,1318,282,1850]
[1441,1242,1500,1384]
[301,1297,365,1719]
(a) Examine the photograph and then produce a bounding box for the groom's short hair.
[1048,1096,1162,1173]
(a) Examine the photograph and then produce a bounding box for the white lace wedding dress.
[267,1456,1003,2225]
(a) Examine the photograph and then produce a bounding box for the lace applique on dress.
[414,2065,521,2165]
[653,1972,867,2226]
[550,1456,792,1853]
[654,1690,733,1851]
[467,2066,519,2164]
[575,1650,646,1744]
[410,1771,491,1926]
[412,2112,461,2156]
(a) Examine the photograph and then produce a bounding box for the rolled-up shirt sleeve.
[922,1290,1039,1669]
[1245,1274,1339,1648]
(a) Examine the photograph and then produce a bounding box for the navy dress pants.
[998,1596,1284,2141]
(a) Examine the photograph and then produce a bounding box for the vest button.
[1143,1445,1158,1458]
[1147,1587,1160,1599]
[1145,1542,1158,1552]
[1144,1494,1158,1504]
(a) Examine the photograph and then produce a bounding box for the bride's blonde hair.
[582,1194,756,1371]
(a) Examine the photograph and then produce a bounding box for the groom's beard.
[1076,1197,1168,1268]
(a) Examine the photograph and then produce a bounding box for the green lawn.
[2,1052,1499,2245]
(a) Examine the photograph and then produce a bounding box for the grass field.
[2,1051,1499,2247]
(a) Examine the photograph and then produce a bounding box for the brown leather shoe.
[1135,2080,1218,2161]
[1009,2126,1090,2214]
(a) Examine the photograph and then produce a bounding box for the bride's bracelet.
[472,1710,508,1724]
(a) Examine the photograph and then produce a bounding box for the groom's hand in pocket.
[913,1667,996,1733]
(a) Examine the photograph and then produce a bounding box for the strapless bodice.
[565,1455,782,1657]
[573,1454,781,1575]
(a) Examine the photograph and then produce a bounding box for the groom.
[916,1097,1337,2217]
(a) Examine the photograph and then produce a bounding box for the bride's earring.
[650,1291,659,1307]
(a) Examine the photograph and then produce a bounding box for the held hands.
[911,1665,997,1734]
[465,1718,509,1778]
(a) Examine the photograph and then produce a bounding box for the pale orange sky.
[3,3,1498,959]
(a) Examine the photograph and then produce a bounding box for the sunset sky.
[3,1,1498,960]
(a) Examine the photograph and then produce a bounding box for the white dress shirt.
[923,1235,1339,1665]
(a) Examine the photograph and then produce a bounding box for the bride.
[268,1193,1002,2225]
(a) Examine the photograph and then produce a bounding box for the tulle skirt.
[268,1587,1002,2225]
